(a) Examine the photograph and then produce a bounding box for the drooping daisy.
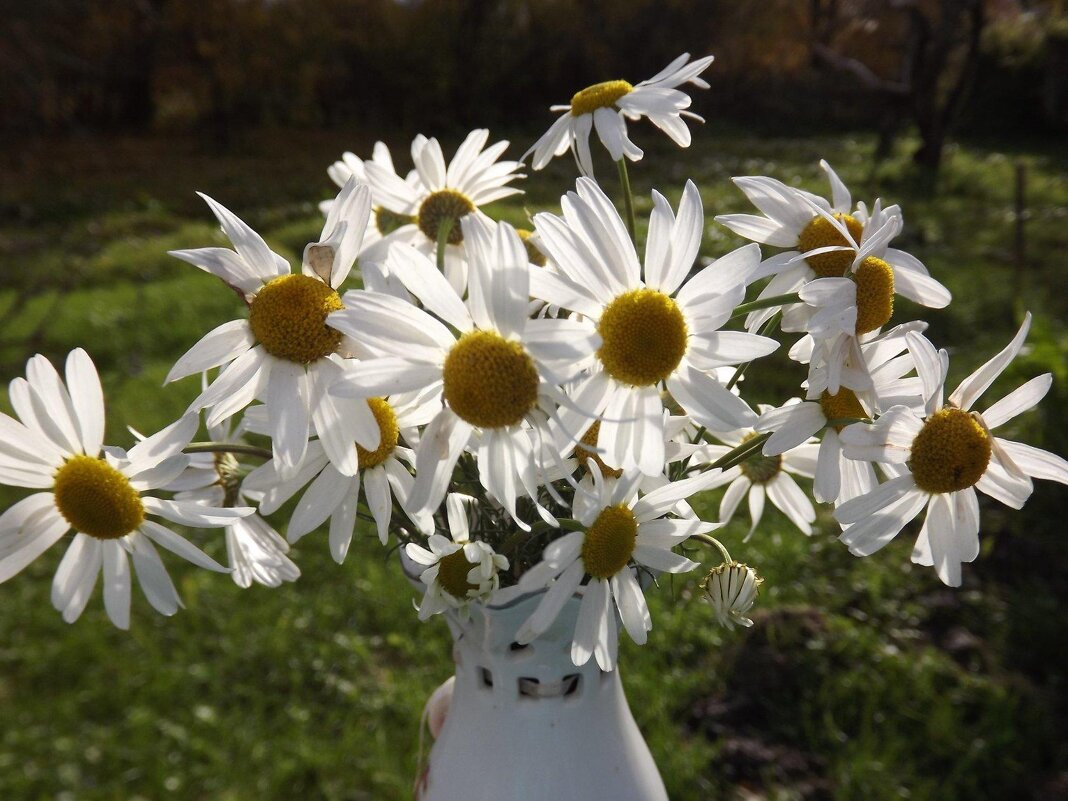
[0,350,248,628]
[756,323,927,504]
[167,178,376,479]
[242,387,437,561]
[701,561,762,630]
[834,314,1068,586]
[166,416,299,589]
[692,419,820,539]
[405,494,509,621]
[715,161,949,331]
[531,177,774,476]
[329,217,597,528]
[360,129,524,292]
[525,52,715,176]
[515,466,722,671]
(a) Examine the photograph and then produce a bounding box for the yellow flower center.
[375,206,413,237]
[417,189,475,246]
[581,504,638,580]
[797,213,863,277]
[597,288,688,387]
[437,548,479,599]
[909,408,991,494]
[853,256,895,335]
[356,398,399,469]
[570,80,634,116]
[442,330,539,429]
[819,388,866,431]
[53,455,144,540]
[575,420,622,479]
[738,432,782,484]
[248,274,344,363]
[517,229,547,267]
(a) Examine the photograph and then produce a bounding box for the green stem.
[616,159,637,244]
[690,533,733,565]
[700,431,773,472]
[184,442,273,460]
[727,311,780,390]
[730,293,802,319]
[436,217,453,274]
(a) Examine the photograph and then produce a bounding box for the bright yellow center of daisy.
[442,330,539,429]
[517,229,547,267]
[853,256,895,335]
[582,504,638,580]
[738,432,782,484]
[375,206,413,237]
[819,388,866,431]
[52,455,144,540]
[357,398,399,469]
[571,80,634,116]
[798,213,863,277]
[248,274,344,363]
[575,420,623,479]
[417,189,475,245]
[597,288,688,387]
[437,549,479,599]
[909,408,992,494]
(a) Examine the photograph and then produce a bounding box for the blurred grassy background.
[0,124,1066,800]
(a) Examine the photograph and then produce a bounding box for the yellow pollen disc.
[819,389,866,431]
[738,432,782,484]
[797,213,863,277]
[575,420,622,479]
[570,80,634,116]
[443,330,539,429]
[437,549,479,599]
[853,256,895,335]
[909,408,991,494]
[417,189,475,246]
[597,288,688,387]
[53,455,144,540]
[375,206,413,237]
[517,229,547,267]
[581,504,638,580]
[248,274,344,364]
[357,398,399,469]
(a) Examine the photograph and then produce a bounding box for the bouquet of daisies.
[1,53,1064,672]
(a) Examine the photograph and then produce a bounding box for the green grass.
[0,128,1066,800]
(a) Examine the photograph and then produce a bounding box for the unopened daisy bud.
[701,562,762,630]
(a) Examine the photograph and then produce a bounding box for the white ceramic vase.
[415,582,669,801]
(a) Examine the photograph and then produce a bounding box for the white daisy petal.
[840,487,927,556]
[128,532,182,616]
[981,374,1052,430]
[166,320,256,384]
[949,312,1031,411]
[612,569,651,645]
[101,541,132,630]
[64,349,106,457]
[996,439,1068,485]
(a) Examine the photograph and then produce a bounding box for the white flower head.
[515,466,723,671]
[405,494,509,621]
[526,53,714,176]
[0,350,249,628]
[835,313,1068,586]
[702,562,762,630]
[532,177,775,477]
[167,178,375,481]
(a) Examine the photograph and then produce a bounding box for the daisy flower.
[328,217,597,528]
[525,52,715,176]
[755,324,926,504]
[701,562,762,630]
[0,350,249,628]
[167,416,299,589]
[515,467,722,671]
[531,177,774,476]
[360,129,524,292]
[166,178,375,479]
[834,313,1068,586]
[694,419,820,539]
[242,387,437,562]
[405,494,509,621]
[715,161,949,331]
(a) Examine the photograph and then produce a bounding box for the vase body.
[418,588,669,801]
